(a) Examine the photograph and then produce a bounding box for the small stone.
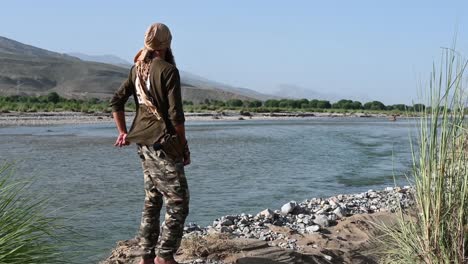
[324,254,332,261]
[333,206,346,219]
[385,187,394,191]
[281,201,297,215]
[313,214,330,227]
[220,226,232,233]
[220,218,234,226]
[306,225,320,233]
[258,208,275,219]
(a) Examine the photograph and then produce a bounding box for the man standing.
[110,23,190,264]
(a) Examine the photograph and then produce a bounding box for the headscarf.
[134,23,172,81]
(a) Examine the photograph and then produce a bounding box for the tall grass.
[379,48,468,263]
[0,164,64,264]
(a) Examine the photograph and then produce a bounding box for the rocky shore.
[103,186,415,264]
[0,111,395,126]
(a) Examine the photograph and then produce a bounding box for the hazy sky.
[1,0,467,104]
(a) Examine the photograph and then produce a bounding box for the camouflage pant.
[137,145,190,260]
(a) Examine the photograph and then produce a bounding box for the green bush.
[0,164,64,263]
[378,48,468,263]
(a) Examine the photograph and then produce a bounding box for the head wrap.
[134,23,172,63]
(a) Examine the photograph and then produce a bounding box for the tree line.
[184,98,430,112]
[1,93,461,113]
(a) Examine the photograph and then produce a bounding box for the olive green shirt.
[109,58,185,145]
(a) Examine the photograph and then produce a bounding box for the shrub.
[378,48,468,263]
[0,164,64,263]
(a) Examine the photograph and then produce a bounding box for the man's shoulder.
[152,59,178,74]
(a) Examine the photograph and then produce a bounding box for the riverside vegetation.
[377,48,468,263]
[0,93,450,116]
[0,164,65,264]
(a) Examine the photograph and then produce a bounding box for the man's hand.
[114,133,130,147]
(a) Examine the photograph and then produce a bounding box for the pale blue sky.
[1,0,467,104]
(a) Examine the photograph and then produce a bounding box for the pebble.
[332,206,346,219]
[306,225,320,233]
[313,214,330,227]
[281,201,297,215]
[258,208,275,219]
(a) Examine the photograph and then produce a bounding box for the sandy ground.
[0,111,393,127]
[101,212,398,264]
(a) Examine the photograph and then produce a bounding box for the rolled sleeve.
[165,68,185,126]
[109,67,134,112]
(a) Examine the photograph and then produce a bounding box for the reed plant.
[0,164,64,264]
[378,48,468,263]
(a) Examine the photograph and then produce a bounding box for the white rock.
[258,208,275,218]
[333,206,346,219]
[306,225,320,233]
[281,201,297,215]
[313,214,330,227]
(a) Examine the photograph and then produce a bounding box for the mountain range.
[0,36,275,103]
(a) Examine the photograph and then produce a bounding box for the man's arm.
[110,68,134,147]
[165,67,190,165]
[113,111,129,147]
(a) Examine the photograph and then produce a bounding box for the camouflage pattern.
[137,145,190,260]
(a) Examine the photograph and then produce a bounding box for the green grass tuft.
[0,164,65,264]
[377,47,468,263]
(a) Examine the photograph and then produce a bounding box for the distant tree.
[47,92,61,104]
[332,99,351,109]
[212,100,225,107]
[264,99,280,108]
[246,100,262,108]
[183,100,194,105]
[332,99,362,110]
[388,104,407,111]
[351,101,363,109]
[226,99,243,107]
[297,98,309,108]
[278,100,289,108]
[309,99,319,108]
[316,100,331,109]
[413,103,426,112]
[363,101,386,110]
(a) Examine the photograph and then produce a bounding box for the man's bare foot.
[154,256,178,264]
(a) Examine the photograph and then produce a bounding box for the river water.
[0,117,416,263]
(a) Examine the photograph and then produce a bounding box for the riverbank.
[102,186,414,264]
[0,111,397,126]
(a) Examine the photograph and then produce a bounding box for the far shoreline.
[0,110,405,127]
